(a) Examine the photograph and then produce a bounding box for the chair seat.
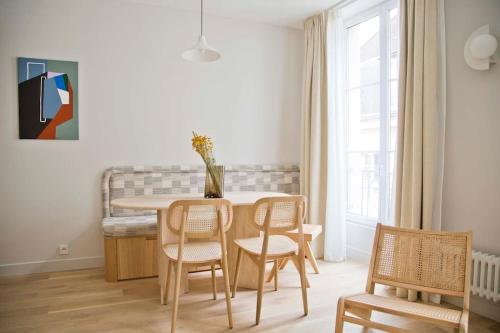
[234,235,297,257]
[344,293,462,326]
[163,241,222,263]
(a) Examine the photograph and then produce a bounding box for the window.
[345,1,399,225]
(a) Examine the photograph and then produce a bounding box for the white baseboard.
[347,246,371,264]
[0,256,104,277]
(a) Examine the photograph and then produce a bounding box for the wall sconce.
[464,24,497,70]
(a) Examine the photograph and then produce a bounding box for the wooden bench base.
[104,236,158,282]
[104,236,216,282]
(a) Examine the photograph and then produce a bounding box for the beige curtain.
[300,13,328,258]
[394,0,446,302]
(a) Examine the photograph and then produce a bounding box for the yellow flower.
[192,131,214,159]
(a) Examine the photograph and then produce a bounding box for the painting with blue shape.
[17,57,78,140]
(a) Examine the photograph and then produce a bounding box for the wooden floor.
[0,260,499,333]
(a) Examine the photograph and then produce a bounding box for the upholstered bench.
[102,165,300,282]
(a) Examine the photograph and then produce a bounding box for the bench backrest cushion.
[102,165,300,218]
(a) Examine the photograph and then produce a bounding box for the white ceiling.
[125,0,341,29]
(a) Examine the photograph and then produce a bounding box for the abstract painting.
[17,57,78,140]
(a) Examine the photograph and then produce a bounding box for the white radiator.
[471,250,500,302]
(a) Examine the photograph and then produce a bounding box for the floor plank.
[0,260,498,332]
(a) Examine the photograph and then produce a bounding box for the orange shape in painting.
[37,82,74,140]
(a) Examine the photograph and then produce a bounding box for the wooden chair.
[335,223,472,333]
[162,199,233,333]
[232,195,308,325]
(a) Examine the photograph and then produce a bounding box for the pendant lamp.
[182,0,220,62]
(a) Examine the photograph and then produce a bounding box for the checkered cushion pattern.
[101,165,299,237]
[102,215,157,237]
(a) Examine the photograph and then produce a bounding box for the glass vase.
[204,165,224,198]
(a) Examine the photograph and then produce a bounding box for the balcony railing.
[346,150,395,221]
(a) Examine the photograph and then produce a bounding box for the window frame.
[343,0,398,227]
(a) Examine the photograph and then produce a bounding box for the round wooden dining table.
[111,191,287,304]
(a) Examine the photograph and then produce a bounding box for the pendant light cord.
[201,0,204,36]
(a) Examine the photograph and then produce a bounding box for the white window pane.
[347,152,380,218]
[389,80,398,151]
[343,6,399,225]
[347,83,380,219]
[348,16,380,88]
[347,85,380,151]
[387,150,396,215]
[385,8,399,226]
[389,8,399,81]
[390,53,399,79]
[390,8,399,54]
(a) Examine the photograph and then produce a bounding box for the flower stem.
[206,164,222,197]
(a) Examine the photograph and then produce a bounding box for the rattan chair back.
[167,199,233,239]
[369,224,472,297]
[252,196,305,234]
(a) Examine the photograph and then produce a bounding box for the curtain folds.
[394,0,447,302]
[300,12,329,259]
[324,9,347,262]
[301,11,346,262]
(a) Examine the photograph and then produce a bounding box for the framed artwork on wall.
[17,57,79,140]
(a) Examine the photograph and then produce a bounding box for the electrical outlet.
[59,244,69,255]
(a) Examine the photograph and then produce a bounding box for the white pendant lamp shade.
[182,35,220,62]
[182,0,220,62]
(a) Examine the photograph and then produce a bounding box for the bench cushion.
[102,215,157,237]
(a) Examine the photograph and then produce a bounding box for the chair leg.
[459,310,469,333]
[171,261,183,333]
[297,254,308,316]
[256,255,267,325]
[278,257,289,270]
[335,297,345,333]
[274,259,279,291]
[163,260,172,305]
[305,241,320,274]
[221,257,234,329]
[291,255,310,288]
[232,248,243,298]
[266,260,277,283]
[211,265,217,300]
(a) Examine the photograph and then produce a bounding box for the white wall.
[442,0,500,321]
[0,0,303,274]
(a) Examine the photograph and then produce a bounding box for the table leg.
[157,209,188,304]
